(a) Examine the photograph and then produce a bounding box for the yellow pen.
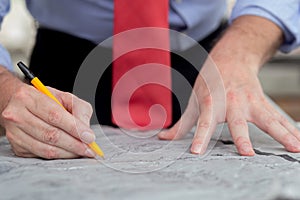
[17,61,104,158]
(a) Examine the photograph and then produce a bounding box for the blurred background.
[0,0,299,122]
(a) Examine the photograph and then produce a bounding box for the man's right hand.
[0,67,97,159]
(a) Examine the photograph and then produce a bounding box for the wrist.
[0,67,24,125]
[209,15,283,76]
[210,46,261,76]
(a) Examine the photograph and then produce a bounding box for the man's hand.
[159,16,300,156]
[0,69,96,159]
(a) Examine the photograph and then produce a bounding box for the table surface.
[1,109,300,200]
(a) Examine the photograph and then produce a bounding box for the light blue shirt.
[0,0,300,71]
[0,0,13,71]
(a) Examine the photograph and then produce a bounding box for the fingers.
[159,114,215,156]
[158,92,199,140]
[158,111,198,141]
[12,146,37,158]
[252,106,300,153]
[280,118,300,141]
[264,103,300,141]
[72,98,93,126]
[17,110,96,158]
[227,108,255,156]
[1,85,96,159]
[15,131,77,159]
[159,92,220,155]
[6,129,80,159]
[190,111,216,155]
[5,117,96,159]
[9,136,37,158]
[24,88,95,144]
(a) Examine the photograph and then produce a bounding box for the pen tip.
[88,142,105,159]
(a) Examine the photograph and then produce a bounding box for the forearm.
[210,15,284,74]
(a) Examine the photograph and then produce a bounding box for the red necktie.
[112,0,172,130]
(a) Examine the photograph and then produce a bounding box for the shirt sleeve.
[230,0,300,53]
[0,0,13,71]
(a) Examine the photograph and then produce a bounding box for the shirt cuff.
[230,1,300,53]
[0,44,13,71]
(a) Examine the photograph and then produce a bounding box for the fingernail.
[80,132,95,143]
[85,148,96,158]
[192,145,202,154]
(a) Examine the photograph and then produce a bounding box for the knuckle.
[13,150,31,158]
[5,131,14,142]
[14,86,30,101]
[83,114,91,124]
[84,102,93,116]
[265,116,277,129]
[279,115,288,124]
[231,119,247,127]
[1,108,11,119]
[260,96,267,103]
[62,91,73,101]
[78,99,93,118]
[235,136,247,145]
[282,133,293,143]
[202,95,213,107]
[10,143,27,157]
[192,138,203,145]
[6,131,23,146]
[63,91,73,97]
[13,149,24,157]
[68,142,84,155]
[14,138,23,147]
[197,121,210,129]
[246,93,253,101]
[48,110,62,124]
[43,146,57,159]
[6,132,23,147]
[63,91,74,100]
[227,91,237,102]
[43,127,60,144]
[69,124,79,138]
[185,110,198,121]
[1,108,19,122]
[246,93,259,103]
